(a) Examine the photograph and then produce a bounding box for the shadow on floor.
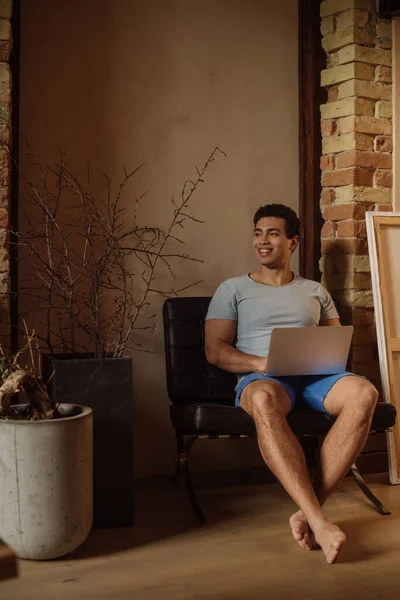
[64,475,246,560]
[335,513,395,564]
[64,471,394,562]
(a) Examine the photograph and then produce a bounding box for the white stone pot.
[0,404,93,560]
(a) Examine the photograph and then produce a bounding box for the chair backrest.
[163,297,237,405]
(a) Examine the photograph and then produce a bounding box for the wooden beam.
[9,0,21,355]
[298,0,325,281]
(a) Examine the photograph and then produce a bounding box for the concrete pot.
[0,404,93,560]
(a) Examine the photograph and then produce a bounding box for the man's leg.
[290,376,378,546]
[240,379,346,564]
[316,376,378,503]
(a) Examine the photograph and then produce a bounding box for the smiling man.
[205,203,378,564]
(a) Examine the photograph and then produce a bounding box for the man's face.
[253,216,297,268]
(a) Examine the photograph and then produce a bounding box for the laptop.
[266,326,354,376]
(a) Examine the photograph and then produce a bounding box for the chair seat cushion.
[170,401,397,437]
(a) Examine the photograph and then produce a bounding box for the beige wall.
[20,0,299,476]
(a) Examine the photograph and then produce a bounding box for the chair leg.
[350,462,391,515]
[174,434,207,524]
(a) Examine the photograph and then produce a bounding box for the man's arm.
[205,319,268,374]
[320,318,341,326]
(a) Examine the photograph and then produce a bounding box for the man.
[205,203,378,565]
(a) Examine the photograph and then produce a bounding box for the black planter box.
[42,355,134,529]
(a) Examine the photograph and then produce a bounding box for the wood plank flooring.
[1,473,400,600]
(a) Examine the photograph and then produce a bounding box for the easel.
[366,212,400,484]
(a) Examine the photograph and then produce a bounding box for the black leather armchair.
[163,297,397,523]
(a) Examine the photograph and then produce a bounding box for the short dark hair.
[253,204,300,239]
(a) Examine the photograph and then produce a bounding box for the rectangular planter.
[42,355,134,529]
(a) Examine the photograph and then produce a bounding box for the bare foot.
[289,510,313,551]
[313,520,346,564]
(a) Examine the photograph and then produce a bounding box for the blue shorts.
[235,372,361,416]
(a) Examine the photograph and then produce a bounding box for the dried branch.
[8,142,225,357]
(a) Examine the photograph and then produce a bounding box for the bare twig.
[8,142,225,357]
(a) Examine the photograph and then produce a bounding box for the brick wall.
[319,0,393,390]
[0,0,12,346]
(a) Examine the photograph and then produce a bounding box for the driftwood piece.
[0,370,27,410]
[0,369,57,419]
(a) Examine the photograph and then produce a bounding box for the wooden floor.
[1,473,400,600]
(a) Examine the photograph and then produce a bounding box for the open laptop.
[266,326,354,376]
